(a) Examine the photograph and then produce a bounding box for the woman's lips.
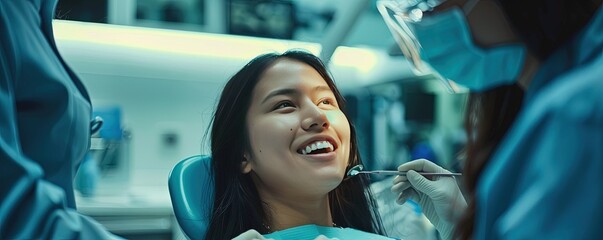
[298,151,337,161]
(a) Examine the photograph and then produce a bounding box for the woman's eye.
[319,99,334,106]
[274,101,294,110]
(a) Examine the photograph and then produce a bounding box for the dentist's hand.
[391,159,466,240]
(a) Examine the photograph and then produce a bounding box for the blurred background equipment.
[227,0,296,39]
[88,106,131,195]
[54,0,393,48]
[76,105,131,198]
[56,0,108,23]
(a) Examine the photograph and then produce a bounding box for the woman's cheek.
[325,110,349,127]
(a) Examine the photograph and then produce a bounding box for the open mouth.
[297,140,335,155]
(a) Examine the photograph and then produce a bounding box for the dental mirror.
[346,164,462,178]
[346,165,364,177]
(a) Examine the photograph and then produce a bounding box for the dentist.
[1,0,119,238]
[379,0,603,239]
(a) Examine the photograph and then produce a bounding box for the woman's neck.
[260,190,333,232]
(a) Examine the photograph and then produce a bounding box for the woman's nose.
[301,104,330,132]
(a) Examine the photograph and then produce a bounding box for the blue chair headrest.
[168,155,214,240]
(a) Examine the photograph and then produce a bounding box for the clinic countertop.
[75,185,173,216]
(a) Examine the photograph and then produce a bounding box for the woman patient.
[206,50,390,239]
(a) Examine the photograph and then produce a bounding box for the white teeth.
[300,140,335,155]
[325,141,334,151]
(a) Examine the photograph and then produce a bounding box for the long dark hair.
[456,0,601,239]
[456,84,524,239]
[206,50,384,239]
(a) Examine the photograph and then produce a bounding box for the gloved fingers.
[406,170,439,197]
[392,175,408,184]
[396,188,419,204]
[391,181,412,193]
[396,159,428,172]
[397,158,448,173]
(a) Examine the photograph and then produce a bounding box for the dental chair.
[168,155,214,240]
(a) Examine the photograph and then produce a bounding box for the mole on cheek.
[290,129,292,131]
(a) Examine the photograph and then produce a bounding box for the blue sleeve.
[495,74,603,238]
[0,1,119,238]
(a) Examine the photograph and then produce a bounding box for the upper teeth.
[301,140,334,155]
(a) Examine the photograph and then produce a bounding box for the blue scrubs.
[475,6,603,239]
[0,0,115,238]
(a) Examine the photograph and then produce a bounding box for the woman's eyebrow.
[261,88,299,104]
[261,85,332,104]
[313,85,331,93]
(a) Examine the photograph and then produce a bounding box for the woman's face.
[243,58,351,198]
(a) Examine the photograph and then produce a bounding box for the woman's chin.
[310,170,345,190]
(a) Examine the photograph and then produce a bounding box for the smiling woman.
[206,50,388,239]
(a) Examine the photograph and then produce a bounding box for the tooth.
[317,141,325,149]
[311,143,317,151]
[302,149,306,155]
[306,146,312,153]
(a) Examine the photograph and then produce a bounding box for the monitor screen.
[227,0,295,39]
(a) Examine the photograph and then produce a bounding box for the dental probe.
[346,165,462,177]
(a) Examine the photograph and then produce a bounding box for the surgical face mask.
[410,7,526,91]
[378,0,526,92]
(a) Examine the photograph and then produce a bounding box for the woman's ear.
[241,155,252,173]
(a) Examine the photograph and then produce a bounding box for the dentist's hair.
[206,50,384,239]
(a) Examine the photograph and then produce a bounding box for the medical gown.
[0,0,115,238]
[474,6,603,240]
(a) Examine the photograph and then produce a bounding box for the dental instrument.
[346,165,462,177]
